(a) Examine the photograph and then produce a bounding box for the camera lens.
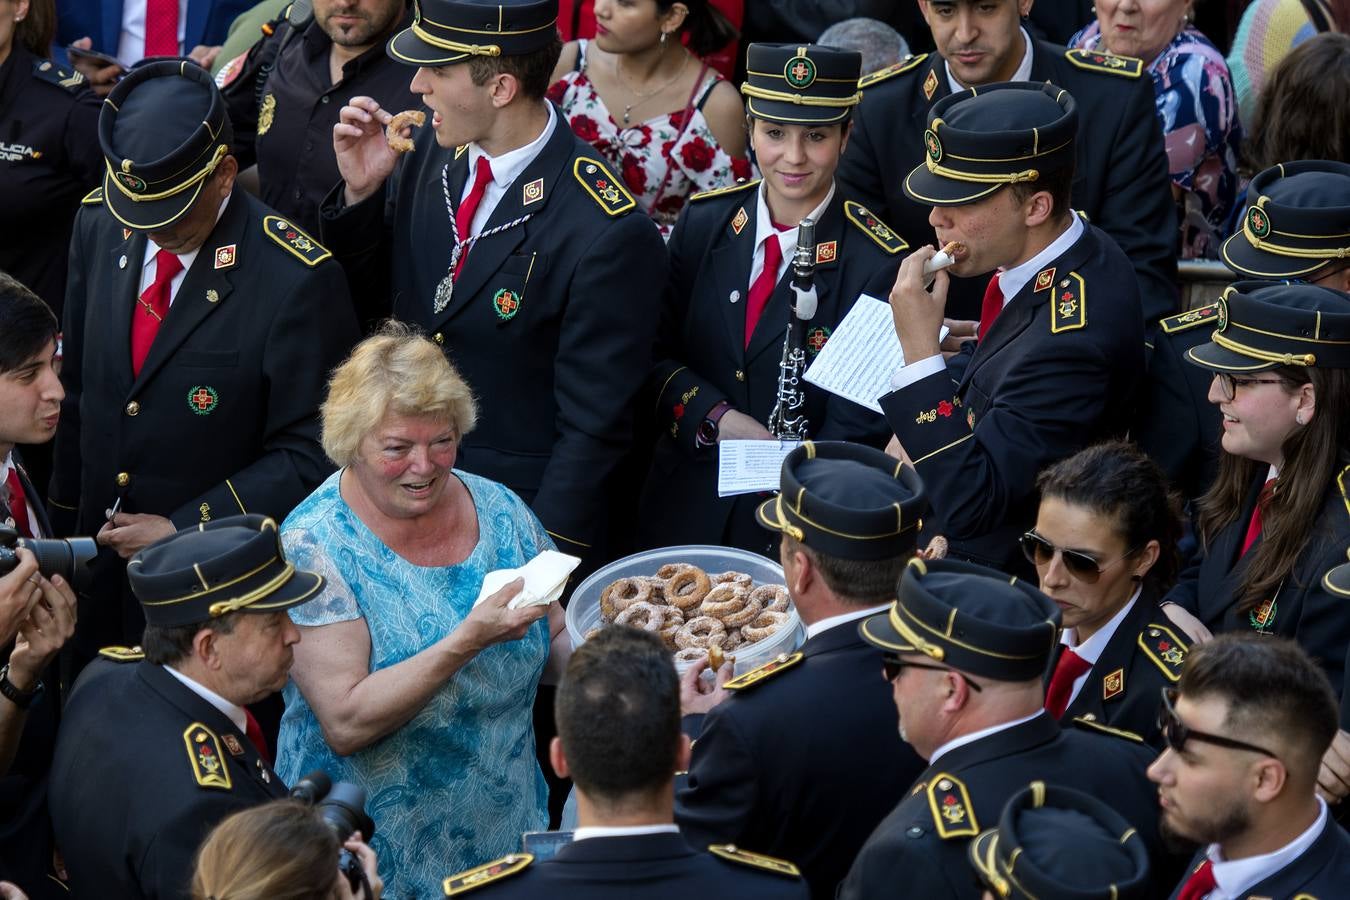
[317,782,375,843]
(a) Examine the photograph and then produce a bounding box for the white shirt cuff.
[889,354,946,391]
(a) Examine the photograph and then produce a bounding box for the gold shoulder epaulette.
[925,772,979,839]
[708,845,801,877]
[1064,48,1144,78]
[1138,624,1188,683]
[32,58,86,90]
[858,53,929,89]
[1050,271,1087,333]
[263,215,332,266]
[1073,716,1144,743]
[723,652,803,691]
[183,722,233,790]
[690,178,761,202]
[844,200,908,254]
[573,157,636,216]
[1160,303,1220,335]
[81,186,104,206]
[98,645,144,662]
[443,853,533,896]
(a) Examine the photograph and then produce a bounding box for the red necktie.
[1177,859,1216,900]
[131,249,182,377]
[977,272,1004,341]
[1045,646,1092,718]
[143,0,180,57]
[744,232,784,348]
[453,156,495,280]
[4,468,33,538]
[1240,479,1276,557]
[245,709,272,766]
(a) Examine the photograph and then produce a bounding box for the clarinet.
[767,217,818,440]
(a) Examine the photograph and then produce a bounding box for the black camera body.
[0,525,97,589]
[290,772,376,896]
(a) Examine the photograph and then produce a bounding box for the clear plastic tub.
[566,545,805,676]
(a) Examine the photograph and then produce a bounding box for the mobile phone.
[65,45,128,72]
[520,830,574,861]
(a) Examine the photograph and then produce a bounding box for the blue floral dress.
[275,469,554,900]
[1072,24,1244,259]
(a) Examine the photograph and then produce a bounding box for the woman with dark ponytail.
[547,0,750,239]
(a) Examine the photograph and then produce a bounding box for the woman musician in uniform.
[639,42,906,555]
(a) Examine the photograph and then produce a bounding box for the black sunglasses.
[1157,688,1278,759]
[882,655,983,692]
[1019,531,1138,584]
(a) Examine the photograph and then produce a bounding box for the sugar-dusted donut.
[742,610,789,643]
[614,601,666,633]
[663,564,713,611]
[675,615,728,650]
[749,584,790,614]
[700,583,763,628]
[600,576,653,621]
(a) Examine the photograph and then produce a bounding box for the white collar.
[0,452,16,484]
[144,192,232,274]
[466,103,558,189]
[1060,587,1141,664]
[806,603,890,641]
[163,664,248,733]
[994,213,1084,301]
[945,27,1035,94]
[753,179,836,254]
[1206,799,1328,899]
[928,709,1046,767]
[573,824,681,842]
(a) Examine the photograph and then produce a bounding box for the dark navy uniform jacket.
[1168,815,1350,900]
[879,223,1144,571]
[322,113,666,565]
[639,181,899,553]
[444,832,809,899]
[1166,465,1350,701]
[836,43,1178,324]
[839,714,1169,900]
[1051,587,1189,748]
[50,190,359,657]
[0,46,102,313]
[674,619,924,899]
[48,659,287,900]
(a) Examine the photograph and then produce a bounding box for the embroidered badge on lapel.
[493,289,522,321]
[1103,667,1125,700]
[1050,272,1087,333]
[1034,267,1055,292]
[184,723,232,790]
[815,241,837,264]
[1249,599,1277,632]
[1139,624,1188,682]
[926,774,979,839]
[188,386,219,416]
[731,206,749,235]
[257,93,276,136]
[806,326,831,355]
[522,177,544,206]
[923,67,939,100]
[573,157,636,216]
[222,734,245,757]
[724,652,803,691]
[263,216,332,266]
[206,289,220,304]
[214,244,236,270]
[122,228,132,241]
[967,408,976,430]
[199,502,211,522]
[443,854,534,895]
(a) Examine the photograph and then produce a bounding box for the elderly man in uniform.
[440,627,809,898]
[673,441,927,899]
[321,0,667,568]
[219,0,416,239]
[49,61,359,668]
[836,0,1175,324]
[48,515,319,899]
[839,557,1168,899]
[1150,635,1350,899]
[879,82,1142,572]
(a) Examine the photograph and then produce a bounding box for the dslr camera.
[290,772,376,897]
[0,525,96,589]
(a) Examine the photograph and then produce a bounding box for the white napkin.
[473,550,582,610]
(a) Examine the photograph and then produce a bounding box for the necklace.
[614,47,689,125]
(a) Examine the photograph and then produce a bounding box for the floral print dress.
[547,40,753,239]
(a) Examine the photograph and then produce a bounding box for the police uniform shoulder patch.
[81,186,104,206]
[723,652,803,691]
[98,645,145,662]
[1073,716,1145,743]
[263,215,332,266]
[844,201,908,254]
[1050,272,1087,333]
[183,722,233,790]
[1064,48,1145,78]
[925,773,979,839]
[573,157,636,216]
[1138,623,1189,683]
[858,53,929,89]
[32,59,86,90]
[708,845,802,878]
[442,853,533,895]
[690,178,761,202]
[1160,302,1220,335]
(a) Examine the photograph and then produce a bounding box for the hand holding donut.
[679,655,733,716]
[334,96,400,206]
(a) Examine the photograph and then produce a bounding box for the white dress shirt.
[163,664,248,733]
[118,0,189,65]
[748,181,837,292]
[805,604,890,641]
[0,452,43,537]
[573,824,681,842]
[928,710,1046,767]
[1204,799,1328,899]
[138,194,233,306]
[944,28,1035,94]
[462,103,558,237]
[1057,587,1140,709]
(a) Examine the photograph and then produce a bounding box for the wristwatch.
[0,664,43,710]
[696,401,733,448]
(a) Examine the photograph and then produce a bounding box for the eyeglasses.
[1214,372,1290,402]
[1019,532,1138,583]
[882,654,983,692]
[1157,688,1278,759]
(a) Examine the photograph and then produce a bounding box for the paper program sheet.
[717,440,802,497]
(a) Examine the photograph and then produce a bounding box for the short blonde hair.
[322,322,478,467]
[191,801,337,900]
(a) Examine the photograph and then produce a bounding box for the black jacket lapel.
[745,193,843,364]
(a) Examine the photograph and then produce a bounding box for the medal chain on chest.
[433,162,535,315]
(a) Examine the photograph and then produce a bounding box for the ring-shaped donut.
[742,610,789,643]
[675,615,728,649]
[750,584,791,614]
[600,576,653,621]
[664,564,712,611]
[710,571,753,588]
[614,601,666,632]
[701,584,763,627]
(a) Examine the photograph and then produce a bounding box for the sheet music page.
[717,440,802,497]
